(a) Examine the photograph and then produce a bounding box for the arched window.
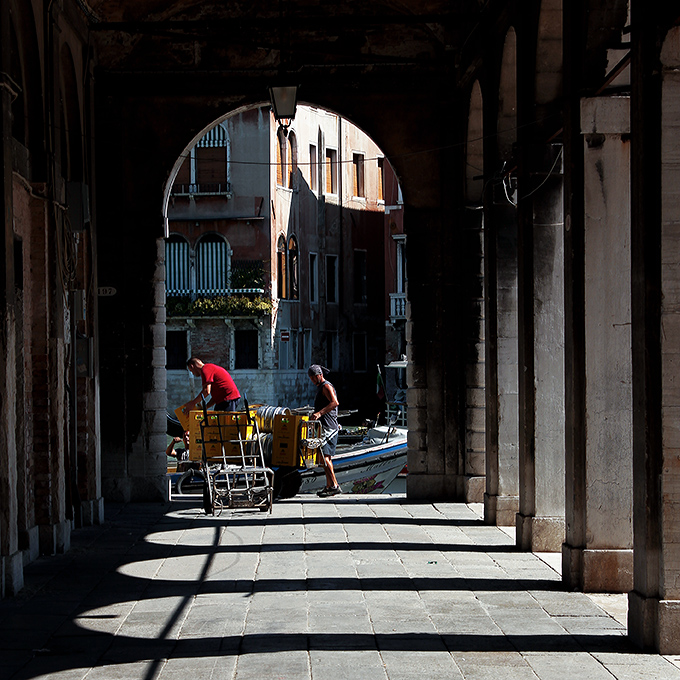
[288,235,299,300]
[9,23,25,145]
[277,235,287,299]
[276,130,286,186]
[287,132,297,189]
[196,234,230,295]
[165,235,191,296]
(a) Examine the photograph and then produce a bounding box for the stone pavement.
[2,495,680,680]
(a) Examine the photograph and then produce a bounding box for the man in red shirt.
[186,357,241,412]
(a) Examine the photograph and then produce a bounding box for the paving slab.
[1,496,680,680]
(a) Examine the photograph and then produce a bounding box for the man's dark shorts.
[322,429,339,458]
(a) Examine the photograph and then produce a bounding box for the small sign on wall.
[281,330,290,342]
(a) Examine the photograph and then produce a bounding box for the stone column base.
[1,550,25,597]
[406,473,459,500]
[629,591,680,654]
[516,513,565,552]
[562,545,633,592]
[81,497,105,526]
[39,519,72,556]
[103,475,168,503]
[464,475,486,503]
[20,526,40,566]
[484,493,519,526]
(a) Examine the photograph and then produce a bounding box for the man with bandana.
[308,364,341,497]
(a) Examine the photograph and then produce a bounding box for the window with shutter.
[352,153,364,197]
[287,132,297,188]
[276,131,285,186]
[309,144,317,191]
[325,149,337,194]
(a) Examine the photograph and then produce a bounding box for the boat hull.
[299,432,407,495]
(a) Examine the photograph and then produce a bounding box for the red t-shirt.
[201,363,240,403]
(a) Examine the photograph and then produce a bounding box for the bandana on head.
[308,364,329,377]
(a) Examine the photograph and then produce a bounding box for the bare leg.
[323,454,339,489]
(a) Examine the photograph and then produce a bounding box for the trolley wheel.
[202,474,215,515]
[274,467,302,500]
[176,469,204,495]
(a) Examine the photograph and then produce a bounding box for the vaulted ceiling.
[88,0,485,91]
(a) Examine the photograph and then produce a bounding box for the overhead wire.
[14,105,560,170]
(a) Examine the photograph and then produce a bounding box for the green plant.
[167,294,272,318]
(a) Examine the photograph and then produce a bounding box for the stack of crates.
[270,414,323,468]
[271,414,308,466]
[188,410,253,462]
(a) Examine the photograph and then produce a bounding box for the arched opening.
[466,81,484,205]
[498,28,517,165]
[59,44,83,182]
[277,233,288,300]
[9,23,25,146]
[276,128,286,187]
[8,2,44,179]
[288,234,299,300]
[161,103,405,429]
[287,131,298,189]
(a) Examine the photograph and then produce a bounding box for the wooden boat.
[274,424,407,498]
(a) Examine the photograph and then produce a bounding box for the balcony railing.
[171,182,232,197]
[390,293,407,321]
[166,289,272,317]
[167,287,265,298]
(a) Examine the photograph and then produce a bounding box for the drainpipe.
[318,128,326,350]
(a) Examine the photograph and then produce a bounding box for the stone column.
[0,2,23,595]
[629,26,680,654]
[407,208,460,499]
[562,96,633,592]
[484,201,520,526]
[516,143,566,552]
[463,208,486,502]
[127,237,169,500]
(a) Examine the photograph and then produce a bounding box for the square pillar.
[629,27,680,653]
[562,96,634,593]
[516,143,566,552]
[485,202,520,526]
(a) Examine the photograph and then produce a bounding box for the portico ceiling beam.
[90,13,478,35]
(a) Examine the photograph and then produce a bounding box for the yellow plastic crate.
[271,414,308,466]
[189,410,253,462]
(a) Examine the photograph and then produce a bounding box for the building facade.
[164,105,403,418]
